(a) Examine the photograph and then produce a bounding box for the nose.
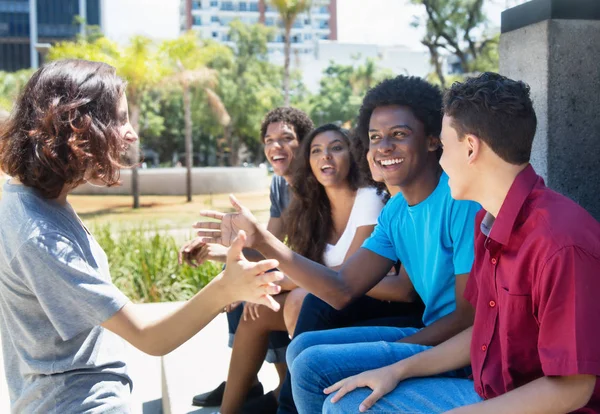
[128,127,139,144]
[322,149,333,160]
[376,135,394,154]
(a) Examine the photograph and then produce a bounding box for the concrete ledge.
[161,312,280,414]
[72,167,271,196]
[501,0,600,33]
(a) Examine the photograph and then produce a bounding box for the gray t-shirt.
[0,182,132,413]
[269,175,291,218]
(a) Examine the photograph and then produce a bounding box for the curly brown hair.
[259,107,314,143]
[284,124,365,264]
[0,59,129,199]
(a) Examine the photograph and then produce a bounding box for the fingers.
[251,304,260,320]
[259,293,281,312]
[195,230,221,238]
[198,211,225,221]
[256,272,283,286]
[359,391,384,412]
[264,283,282,296]
[192,221,222,230]
[326,378,358,402]
[253,259,280,276]
[228,230,246,259]
[229,194,243,212]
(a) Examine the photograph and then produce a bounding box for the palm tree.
[160,33,230,202]
[267,0,312,106]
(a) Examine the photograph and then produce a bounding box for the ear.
[465,134,482,164]
[427,135,441,153]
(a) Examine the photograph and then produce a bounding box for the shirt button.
[489,300,496,308]
[491,258,497,265]
[481,344,487,351]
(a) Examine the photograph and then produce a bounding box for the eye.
[369,134,381,142]
[311,148,321,155]
[265,139,273,145]
[332,145,344,151]
[393,131,407,138]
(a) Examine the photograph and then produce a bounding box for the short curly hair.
[443,72,537,165]
[0,59,128,199]
[355,76,443,151]
[259,107,314,143]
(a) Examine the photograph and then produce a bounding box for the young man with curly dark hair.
[180,107,314,412]
[193,75,482,413]
[323,73,600,413]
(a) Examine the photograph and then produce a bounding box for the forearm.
[399,307,474,346]
[127,275,231,356]
[255,229,355,309]
[449,375,596,414]
[395,327,473,380]
[366,275,416,302]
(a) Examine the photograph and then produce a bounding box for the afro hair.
[260,107,314,143]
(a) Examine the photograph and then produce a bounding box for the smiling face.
[309,130,352,189]
[368,105,438,188]
[263,121,300,177]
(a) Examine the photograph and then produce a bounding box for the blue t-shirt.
[363,173,480,326]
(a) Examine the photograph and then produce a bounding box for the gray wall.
[500,19,600,219]
[72,167,271,196]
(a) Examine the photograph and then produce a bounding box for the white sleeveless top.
[323,187,385,268]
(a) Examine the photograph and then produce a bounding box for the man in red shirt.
[324,72,600,413]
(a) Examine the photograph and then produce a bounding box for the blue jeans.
[288,326,474,414]
[324,377,483,413]
[277,294,424,414]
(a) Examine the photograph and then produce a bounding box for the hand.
[193,194,261,248]
[324,366,401,413]
[223,301,241,313]
[275,274,297,291]
[178,238,229,267]
[243,302,262,321]
[219,230,283,312]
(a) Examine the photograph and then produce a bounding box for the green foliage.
[94,224,221,303]
[0,69,34,111]
[305,58,392,127]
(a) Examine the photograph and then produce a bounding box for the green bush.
[94,224,221,303]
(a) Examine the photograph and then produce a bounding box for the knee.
[289,345,325,384]
[284,289,308,336]
[322,394,346,414]
[286,330,323,367]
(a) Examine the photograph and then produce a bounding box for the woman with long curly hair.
[212,124,385,414]
[0,59,282,413]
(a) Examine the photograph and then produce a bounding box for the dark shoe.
[241,391,278,414]
[192,381,264,407]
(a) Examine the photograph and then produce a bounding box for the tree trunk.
[283,22,292,106]
[130,104,141,209]
[183,85,193,202]
[427,43,446,89]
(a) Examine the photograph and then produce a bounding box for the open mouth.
[377,157,405,169]
[320,164,336,175]
[270,155,288,165]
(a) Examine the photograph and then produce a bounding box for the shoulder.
[356,187,385,205]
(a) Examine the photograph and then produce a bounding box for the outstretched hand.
[220,229,282,312]
[193,194,261,248]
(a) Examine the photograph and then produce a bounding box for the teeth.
[380,158,404,166]
[321,165,333,170]
[272,156,285,161]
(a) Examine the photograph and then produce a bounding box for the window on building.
[211,15,220,23]
[265,17,274,26]
[319,20,329,29]
[192,0,201,10]
[304,33,312,40]
[249,2,259,11]
[194,16,202,25]
[210,0,219,7]
[212,31,219,38]
[221,1,234,10]
[239,2,247,11]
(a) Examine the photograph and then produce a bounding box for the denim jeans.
[277,294,424,414]
[323,377,483,413]
[288,326,473,414]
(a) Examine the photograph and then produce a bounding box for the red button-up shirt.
[465,165,600,413]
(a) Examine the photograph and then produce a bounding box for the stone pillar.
[500,0,600,220]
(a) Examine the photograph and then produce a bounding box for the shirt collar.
[488,164,540,246]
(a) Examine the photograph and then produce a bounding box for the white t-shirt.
[323,187,385,268]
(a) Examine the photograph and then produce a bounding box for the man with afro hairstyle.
[192,75,482,413]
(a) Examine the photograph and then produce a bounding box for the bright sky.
[337,0,507,49]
